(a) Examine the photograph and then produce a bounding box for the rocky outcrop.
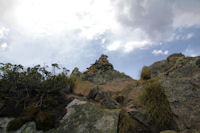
[73,54,131,84]
[49,99,119,133]
[71,67,83,78]
[147,53,200,130]
[85,54,114,73]
[88,86,120,109]
[1,53,200,133]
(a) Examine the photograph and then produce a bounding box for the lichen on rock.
[50,99,119,133]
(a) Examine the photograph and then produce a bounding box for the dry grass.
[118,109,150,133]
[139,78,177,131]
[73,78,96,96]
[74,78,144,113]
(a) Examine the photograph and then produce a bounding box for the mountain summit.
[84,54,114,74]
[72,54,131,84]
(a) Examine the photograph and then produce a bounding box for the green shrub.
[41,74,76,94]
[140,66,151,80]
[139,78,177,131]
[7,105,39,131]
[0,63,76,131]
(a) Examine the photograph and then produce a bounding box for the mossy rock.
[118,110,150,133]
[166,53,184,62]
[51,99,119,133]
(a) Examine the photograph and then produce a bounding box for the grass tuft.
[118,109,150,133]
[139,78,177,131]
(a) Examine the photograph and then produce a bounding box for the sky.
[0,0,200,79]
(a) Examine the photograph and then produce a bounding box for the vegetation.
[118,109,150,133]
[0,62,76,131]
[140,66,151,80]
[114,95,125,105]
[139,78,177,131]
[7,105,39,131]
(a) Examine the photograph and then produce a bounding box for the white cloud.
[101,38,106,44]
[106,41,121,51]
[112,0,200,42]
[8,0,117,40]
[173,0,200,27]
[0,26,9,39]
[152,50,169,55]
[0,0,199,68]
[184,48,200,57]
[186,33,194,40]
[0,42,8,51]
[124,40,151,53]
[168,32,194,41]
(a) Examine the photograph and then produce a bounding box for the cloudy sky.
[0,0,200,79]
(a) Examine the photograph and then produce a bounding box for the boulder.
[88,87,119,109]
[118,110,150,133]
[7,122,43,133]
[148,54,200,130]
[128,111,149,127]
[0,118,14,133]
[49,99,119,133]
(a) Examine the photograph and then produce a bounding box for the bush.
[7,105,39,131]
[139,78,177,131]
[41,74,76,94]
[0,63,76,131]
[140,66,151,80]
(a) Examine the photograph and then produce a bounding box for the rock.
[82,54,131,84]
[128,111,149,127]
[0,118,14,133]
[118,110,150,133]
[7,122,43,133]
[166,53,185,62]
[50,99,119,133]
[71,67,83,78]
[88,86,119,109]
[148,54,200,130]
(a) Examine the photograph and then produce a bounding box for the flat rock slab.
[49,99,119,133]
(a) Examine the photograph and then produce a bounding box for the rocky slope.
[0,53,200,133]
[149,53,200,130]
